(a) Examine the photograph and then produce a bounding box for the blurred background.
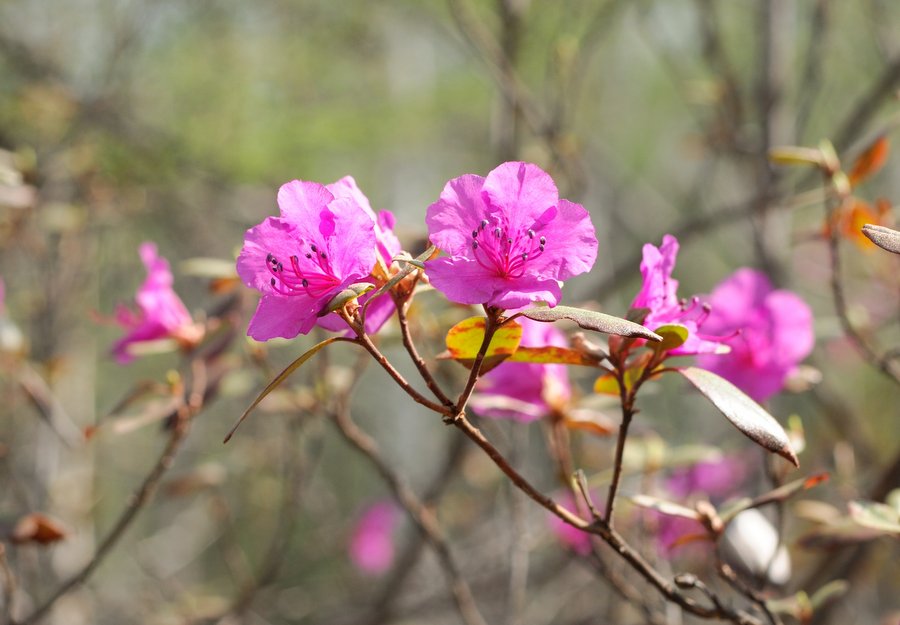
[1,1,899,624]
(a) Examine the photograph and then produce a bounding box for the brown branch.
[447,412,764,625]
[396,299,454,408]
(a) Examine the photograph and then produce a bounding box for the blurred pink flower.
[469,317,571,422]
[316,176,401,336]
[112,243,199,363]
[349,501,400,576]
[237,179,377,340]
[655,456,750,554]
[425,161,598,309]
[631,234,728,355]
[548,493,593,555]
[696,268,814,402]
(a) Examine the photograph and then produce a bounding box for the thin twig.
[396,298,454,408]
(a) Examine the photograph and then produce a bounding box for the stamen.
[527,229,535,239]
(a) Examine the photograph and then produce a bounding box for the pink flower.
[425,162,598,309]
[631,235,728,355]
[315,176,402,336]
[349,501,400,575]
[548,494,593,555]
[696,269,814,402]
[112,243,199,363]
[469,317,571,422]
[237,179,377,341]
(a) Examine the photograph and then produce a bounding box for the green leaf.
[224,337,351,442]
[848,500,900,534]
[861,224,900,254]
[653,324,689,352]
[368,244,436,301]
[320,282,374,316]
[677,367,799,467]
[444,316,522,372]
[517,305,661,341]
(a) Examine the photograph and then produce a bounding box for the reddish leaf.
[677,367,798,467]
[848,135,889,186]
[11,513,68,545]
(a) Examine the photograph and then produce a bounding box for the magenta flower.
[237,179,377,341]
[425,162,598,309]
[696,269,814,403]
[548,493,593,555]
[349,501,400,576]
[315,176,402,336]
[631,234,728,355]
[469,317,571,422]
[112,243,199,363]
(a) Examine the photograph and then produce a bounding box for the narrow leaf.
[507,345,598,366]
[518,305,661,341]
[630,495,701,520]
[224,337,351,442]
[720,473,828,522]
[861,224,900,254]
[677,367,799,467]
[848,135,889,186]
[368,244,436,301]
[848,500,900,534]
[320,283,374,316]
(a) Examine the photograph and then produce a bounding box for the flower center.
[469,218,547,279]
[265,243,341,297]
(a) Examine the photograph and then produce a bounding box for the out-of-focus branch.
[0,544,15,625]
[330,362,488,625]
[362,435,467,625]
[14,359,208,625]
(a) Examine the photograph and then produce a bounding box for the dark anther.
[702,303,712,313]
[310,244,317,252]
[270,277,276,287]
[480,219,488,229]
[527,229,535,239]
[507,238,512,245]
[306,253,312,259]
[276,262,283,272]
[521,253,528,261]
[493,227,502,237]
[321,252,327,258]
[472,241,479,249]
[302,278,309,288]
[266,253,274,263]
[539,236,546,246]
[472,230,478,238]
